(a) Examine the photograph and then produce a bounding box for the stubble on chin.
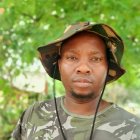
[71,91,96,100]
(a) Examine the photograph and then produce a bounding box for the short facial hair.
[71,91,96,100]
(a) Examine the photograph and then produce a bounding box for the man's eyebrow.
[63,49,105,55]
[66,49,78,53]
[67,49,99,52]
[91,51,104,54]
[89,51,100,54]
[60,49,77,56]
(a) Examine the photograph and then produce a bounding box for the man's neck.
[63,95,110,116]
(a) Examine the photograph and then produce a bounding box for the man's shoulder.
[12,97,63,139]
[96,105,140,140]
[22,97,62,123]
[99,104,140,130]
[28,96,61,110]
[114,105,140,123]
[99,104,140,128]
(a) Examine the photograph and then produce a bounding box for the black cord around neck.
[89,65,109,140]
[53,65,67,140]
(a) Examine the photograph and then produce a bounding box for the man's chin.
[71,91,94,100]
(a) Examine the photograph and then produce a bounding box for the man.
[12,22,140,140]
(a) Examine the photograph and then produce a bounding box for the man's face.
[58,32,108,100]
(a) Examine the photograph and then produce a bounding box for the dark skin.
[58,31,110,116]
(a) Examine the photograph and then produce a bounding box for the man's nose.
[76,62,91,74]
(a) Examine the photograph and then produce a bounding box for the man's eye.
[66,56,77,60]
[90,57,102,62]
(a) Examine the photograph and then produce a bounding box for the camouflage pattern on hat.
[37,22,125,83]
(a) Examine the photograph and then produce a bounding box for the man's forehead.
[60,32,106,55]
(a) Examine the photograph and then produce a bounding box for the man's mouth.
[73,78,93,88]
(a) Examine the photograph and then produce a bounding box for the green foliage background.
[0,0,140,139]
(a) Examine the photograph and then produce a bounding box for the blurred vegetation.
[0,0,140,139]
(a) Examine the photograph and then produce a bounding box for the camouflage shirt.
[12,96,140,140]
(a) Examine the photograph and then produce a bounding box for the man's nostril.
[76,64,91,74]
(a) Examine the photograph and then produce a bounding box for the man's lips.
[72,78,93,88]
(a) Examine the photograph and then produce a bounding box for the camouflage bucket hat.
[38,22,125,83]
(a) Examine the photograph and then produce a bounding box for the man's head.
[58,31,108,100]
[38,22,125,84]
